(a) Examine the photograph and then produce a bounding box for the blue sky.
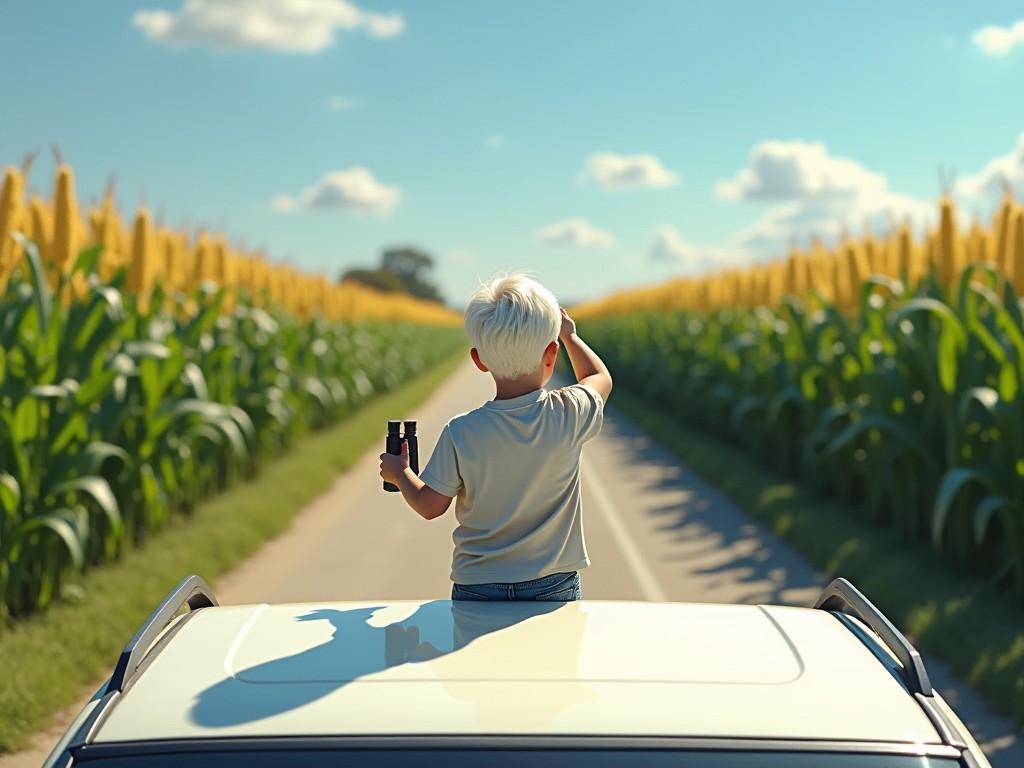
[3,2,1024,305]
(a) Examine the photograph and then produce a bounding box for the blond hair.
[464,274,561,379]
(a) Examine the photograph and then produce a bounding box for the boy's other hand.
[379,440,411,484]
[559,307,576,340]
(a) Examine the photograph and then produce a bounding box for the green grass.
[0,349,465,753]
[613,387,1024,730]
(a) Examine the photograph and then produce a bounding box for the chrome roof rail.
[106,574,217,695]
[814,577,932,696]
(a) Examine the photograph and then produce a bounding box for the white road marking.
[583,456,668,602]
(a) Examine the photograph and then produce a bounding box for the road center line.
[583,455,667,602]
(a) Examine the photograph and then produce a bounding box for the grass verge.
[0,349,465,753]
[613,388,1024,730]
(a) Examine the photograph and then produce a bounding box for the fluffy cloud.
[956,132,1024,199]
[660,135,1024,271]
[715,140,886,202]
[134,0,404,53]
[536,218,615,249]
[972,20,1024,57]
[275,167,399,215]
[582,153,678,191]
[713,140,933,258]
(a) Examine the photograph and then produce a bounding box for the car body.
[46,575,990,767]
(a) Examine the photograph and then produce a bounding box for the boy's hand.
[558,307,576,340]
[379,440,411,484]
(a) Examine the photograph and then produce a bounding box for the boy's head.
[464,274,561,381]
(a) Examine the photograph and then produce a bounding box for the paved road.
[217,362,824,606]
[8,360,1021,766]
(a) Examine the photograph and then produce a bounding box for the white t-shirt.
[420,383,604,585]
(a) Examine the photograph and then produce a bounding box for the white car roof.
[95,599,941,745]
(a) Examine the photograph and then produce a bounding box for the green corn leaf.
[181,362,210,400]
[71,245,103,277]
[10,509,85,570]
[825,413,937,473]
[215,417,248,463]
[49,411,88,456]
[931,468,994,549]
[11,233,52,339]
[890,297,968,347]
[304,377,334,411]
[226,405,256,445]
[30,384,70,400]
[123,340,172,361]
[937,322,960,394]
[49,441,130,481]
[12,396,39,443]
[973,494,1012,546]
[0,473,20,517]
[998,363,1018,402]
[73,366,118,408]
[48,476,122,536]
[763,388,805,439]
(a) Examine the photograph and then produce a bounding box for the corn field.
[574,195,1024,318]
[0,164,458,325]
[579,195,1024,597]
[0,163,463,619]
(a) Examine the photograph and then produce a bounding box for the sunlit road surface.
[4,361,1018,767]
[219,360,824,605]
[218,360,821,606]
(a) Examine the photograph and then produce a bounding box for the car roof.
[93,599,942,745]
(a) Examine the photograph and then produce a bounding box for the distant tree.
[382,247,442,302]
[339,246,444,304]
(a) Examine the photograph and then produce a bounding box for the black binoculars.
[383,420,419,492]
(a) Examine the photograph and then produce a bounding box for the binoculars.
[383,420,419,492]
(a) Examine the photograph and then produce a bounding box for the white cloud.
[134,0,404,53]
[713,139,934,258]
[956,132,1024,198]
[536,218,615,249]
[652,138,1024,274]
[275,167,399,215]
[485,134,506,150]
[582,152,678,190]
[327,96,355,111]
[971,20,1024,57]
[715,140,886,202]
[271,194,296,212]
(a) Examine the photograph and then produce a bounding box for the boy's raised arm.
[559,308,613,400]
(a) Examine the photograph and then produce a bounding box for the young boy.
[378,274,612,601]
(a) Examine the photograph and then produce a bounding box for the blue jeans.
[451,571,581,601]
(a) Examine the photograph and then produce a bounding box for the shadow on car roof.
[191,599,567,727]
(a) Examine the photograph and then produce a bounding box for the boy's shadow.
[190,600,565,727]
